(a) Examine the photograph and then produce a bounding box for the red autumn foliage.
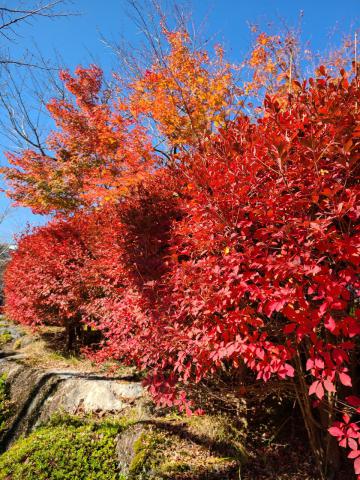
[3,66,154,213]
[4,171,180,350]
[86,70,359,474]
[87,71,359,394]
[3,217,96,347]
[3,65,360,476]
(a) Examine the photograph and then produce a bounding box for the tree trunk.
[294,352,326,480]
[66,322,76,352]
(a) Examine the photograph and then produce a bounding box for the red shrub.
[4,69,360,476]
[86,71,360,474]
[81,172,182,362]
[4,217,96,348]
[95,72,359,403]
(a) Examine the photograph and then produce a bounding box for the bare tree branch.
[0,1,75,157]
[0,1,75,32]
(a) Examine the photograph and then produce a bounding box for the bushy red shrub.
[94,73,359,393]
[4,69,359,476]
[4,217,96,348]
[86,71,360,474]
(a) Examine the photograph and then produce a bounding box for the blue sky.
[0,0,359,242]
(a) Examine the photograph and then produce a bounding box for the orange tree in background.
[128,27,240,151]
[2,27,239,213]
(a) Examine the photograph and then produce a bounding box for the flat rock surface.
[39,376,144,420]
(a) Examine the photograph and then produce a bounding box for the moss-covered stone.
[124,413,246,479]
[128,430,167,478]
[0,330,12,346]
[0,374,12,432]
[158,460,192,474]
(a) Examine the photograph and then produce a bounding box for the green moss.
[0,416,123,480]
[0,409,246,479]
[128,430,166,479]
[158,456,237,479]
[0,331,12,345]
[157,460,191,475]
[0,374,12,432]
[127,414,246,479]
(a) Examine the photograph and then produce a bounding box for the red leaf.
[309,380,324,399]
[348,450,360,459]
[315,382,324,400]
[314,358,324,369]
[343,413,351,424]
[309,380,320,396]
[339,372,352,387]
[348,438,358,451]
[355,456,360,475]
[339,438,347,448]
[324,316,336,332]
[306,358,314,370]
[283,323,296,334]
[323,379,335,393]
[328,426,344,438]
[346,396,360,408]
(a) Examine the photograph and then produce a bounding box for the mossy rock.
[0,416,123,479]
[0,374,12,433]
[127,429,167,478]
[0,331,12,346]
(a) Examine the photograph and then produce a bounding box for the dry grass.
[9,323,133,376]
[123,412,246,480]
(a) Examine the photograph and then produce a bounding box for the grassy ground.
[0,411,246,480]
[13,325,98,371]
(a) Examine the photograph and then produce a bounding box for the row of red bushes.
[4,71,360,476]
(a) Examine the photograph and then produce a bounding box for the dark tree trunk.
[66,322,76,352]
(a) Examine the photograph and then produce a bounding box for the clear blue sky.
[0,0,359,242]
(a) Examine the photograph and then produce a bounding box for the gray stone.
[116,423,146,476]
[0,358,145,451]
[13,335,33,349]
[38,377,144,423]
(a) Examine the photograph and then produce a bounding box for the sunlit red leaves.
[328,414,360,476]
[122,71,359,413]
[4,217,94,329]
